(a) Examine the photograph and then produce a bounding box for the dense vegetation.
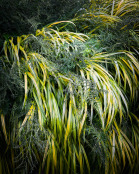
[0,0,139,174]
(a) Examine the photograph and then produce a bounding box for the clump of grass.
[0,1,139,174]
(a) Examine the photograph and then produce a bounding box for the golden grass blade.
[64,100,72,145]
[1,114,8,144]
[47,21,76,28]
[20,104,35,132]
[79,102,87,137]
[23,72,28,108]
[79,147,83,174]
[52,140,57,167]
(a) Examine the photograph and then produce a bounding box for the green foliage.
[0,1,139,174]
[0,0,88,37]
[73,0,139,53]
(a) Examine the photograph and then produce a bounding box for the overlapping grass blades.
[0,4,139,173]
[73,0,139,37]
[0,23,92,174]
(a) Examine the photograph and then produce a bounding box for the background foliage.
[0,0,88,48]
